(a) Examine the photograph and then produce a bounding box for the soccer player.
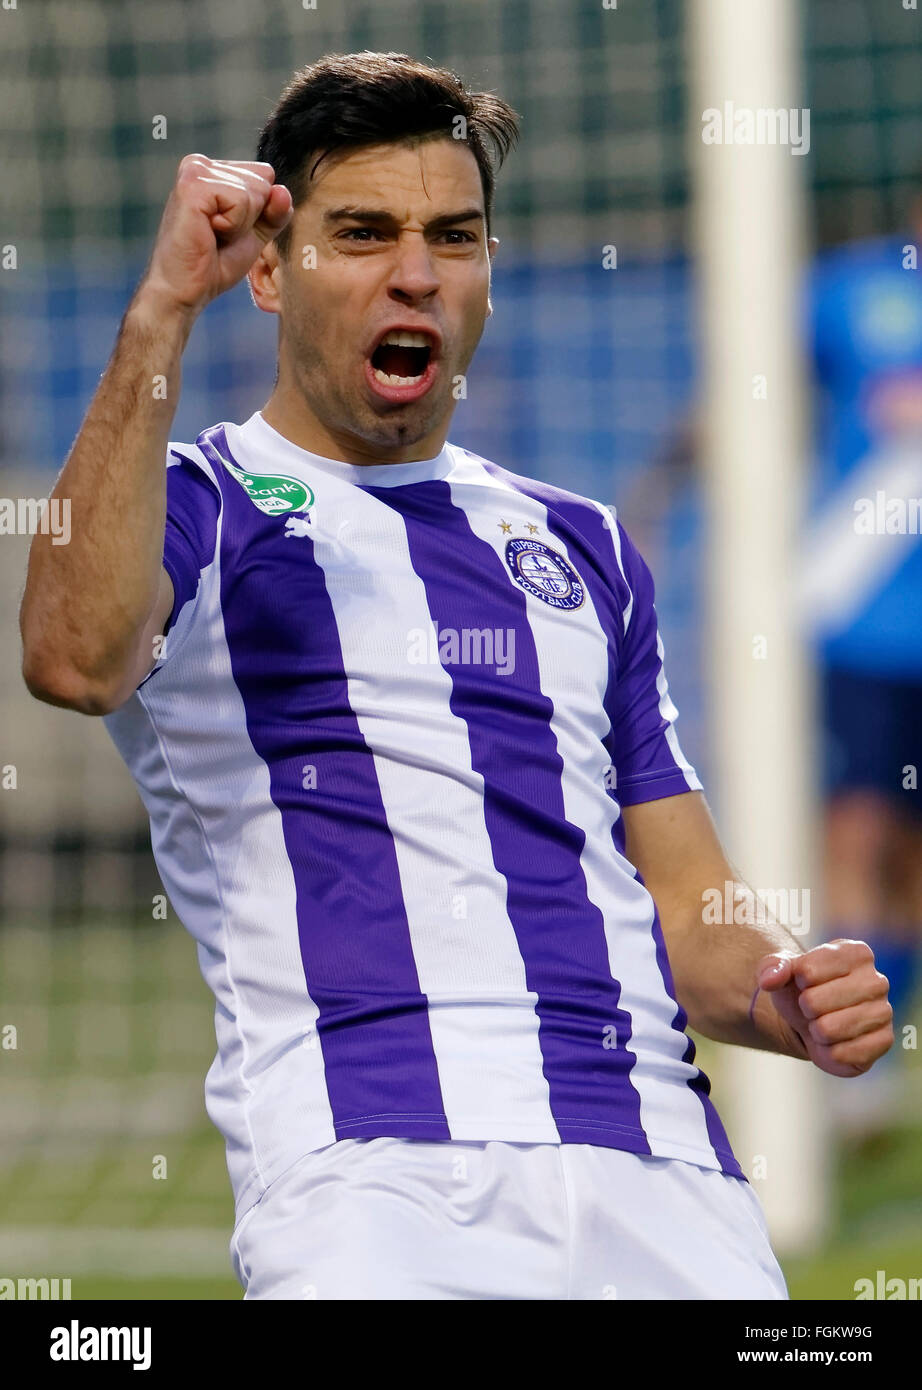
[20,53,894,1300]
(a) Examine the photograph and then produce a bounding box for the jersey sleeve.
[161,448,221,637]
[607,521,702,806]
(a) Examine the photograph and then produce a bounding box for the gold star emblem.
[525,523,540,535]
[498,519,512,534]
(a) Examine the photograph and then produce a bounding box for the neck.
[260,380,448,466]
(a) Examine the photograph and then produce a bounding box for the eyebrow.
[322,206,484,232]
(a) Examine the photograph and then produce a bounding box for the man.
[805,218,922,1133]
[20,52,893,1300]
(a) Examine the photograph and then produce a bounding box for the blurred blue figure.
[806,223,922,1123]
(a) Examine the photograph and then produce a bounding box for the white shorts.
[230,1137,789,1300]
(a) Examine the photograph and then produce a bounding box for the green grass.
[786,1120,922,1299]
[0,1126,231,1230]
[65,1276,240,1300]
[786,1238,922,1300]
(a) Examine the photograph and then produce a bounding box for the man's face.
[253,137,498,462]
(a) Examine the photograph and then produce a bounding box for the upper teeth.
[379,330,431,348]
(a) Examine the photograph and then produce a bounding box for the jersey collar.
[232,411,455,489]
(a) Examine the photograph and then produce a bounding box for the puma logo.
[284,514,312,538]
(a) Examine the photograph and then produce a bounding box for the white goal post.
[688,0,830,1252]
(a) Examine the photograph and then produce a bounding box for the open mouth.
[370,330,433,387]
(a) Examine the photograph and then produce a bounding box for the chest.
[215,474,618,729]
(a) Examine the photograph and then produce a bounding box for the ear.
[248,238,283,315]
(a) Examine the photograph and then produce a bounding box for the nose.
[386,232,440,305]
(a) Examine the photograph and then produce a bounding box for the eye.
[439,230,476,244]
[340,227,383,242]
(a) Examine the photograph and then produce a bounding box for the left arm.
[622,790,894,1076]
[603,518,892,1077]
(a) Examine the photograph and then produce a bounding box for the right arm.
[20,154,292,715]
[20,292,188,714]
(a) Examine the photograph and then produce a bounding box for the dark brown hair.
[256,51,520,257]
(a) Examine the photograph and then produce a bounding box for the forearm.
[20,286,193,699]
[664,879,809,1059]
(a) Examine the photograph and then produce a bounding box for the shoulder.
[450,444,618,534]
[166,436,223,491]
[164,434,229,523]
[161,436,225,552]
[448,445,646,619]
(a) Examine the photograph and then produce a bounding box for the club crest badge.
[504,538,585,610]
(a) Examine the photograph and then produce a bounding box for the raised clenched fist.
[139,154,293,318]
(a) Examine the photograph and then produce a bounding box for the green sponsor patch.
[223,458,314,515]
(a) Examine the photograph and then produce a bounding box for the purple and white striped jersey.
[103,409,744,1219]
